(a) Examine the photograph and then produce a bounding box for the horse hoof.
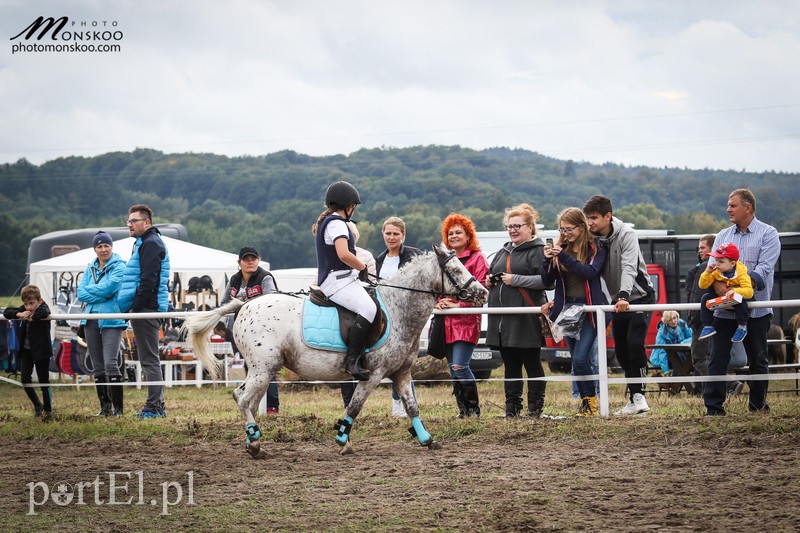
[246,439,261,458]
[426,440,442,451]
[339,441,354,455]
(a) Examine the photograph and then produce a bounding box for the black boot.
[503,378,523,418]
[452,381,468,418]
[527,381,546,418]
[24,385,44,416]
[93,375,113,417]
[342,316,372,381]
[461,380,481,418]
[108,375,124,417]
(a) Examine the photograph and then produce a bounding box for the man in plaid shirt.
[704,189,780,416]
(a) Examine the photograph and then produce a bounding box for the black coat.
[485,239,548,349]
[685,260,708,328]
[3,302,52,362]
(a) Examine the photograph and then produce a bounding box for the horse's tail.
[182,299,245,380]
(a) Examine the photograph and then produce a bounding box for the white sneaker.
[391,399,408,418]
[614,393,650,416]
[633,393,650,414]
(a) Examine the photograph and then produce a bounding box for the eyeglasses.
[504,223,527,231]
[126,218,147,225]
[558,226,577,234]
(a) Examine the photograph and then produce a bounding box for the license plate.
[471,350,492,360]
[555,350,571,359]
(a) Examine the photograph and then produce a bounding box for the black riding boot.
[108,375,124,417]
[527,381,546,418]
[461,380,481,418]
[342,315,372,381]
[452,381,468,418]
[504,379,523,418]
[93,375,113,417]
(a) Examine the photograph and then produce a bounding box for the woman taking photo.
[375,216,422,417]
[486,203,551,418]
[77,231,128,417]
[436,213,489,418]
[541,208,609,416]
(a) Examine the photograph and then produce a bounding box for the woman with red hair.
[436,213,489,417]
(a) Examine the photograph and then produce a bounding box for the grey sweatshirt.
[597,216,654,303]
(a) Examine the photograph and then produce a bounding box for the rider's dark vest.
[228,267,273,301]
[315,214,356,285]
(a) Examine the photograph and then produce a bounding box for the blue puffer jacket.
[117,227,170,313]
[77,252,127,329]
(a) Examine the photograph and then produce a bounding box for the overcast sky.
[3,0,799,172]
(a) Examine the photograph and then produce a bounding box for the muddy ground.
[2,418,800,532]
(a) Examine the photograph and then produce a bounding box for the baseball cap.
[239,247,260,260]
[709,242,739,261]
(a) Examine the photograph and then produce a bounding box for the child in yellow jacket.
[697,242,753,343]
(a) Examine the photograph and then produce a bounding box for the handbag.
[427,314,447,359]
[506,254,554,340]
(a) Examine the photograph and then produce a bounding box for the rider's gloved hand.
[358,267,370,283]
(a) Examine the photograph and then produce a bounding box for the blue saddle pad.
[302,289,390,352]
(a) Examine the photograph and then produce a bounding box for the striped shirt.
[710,216,780,319]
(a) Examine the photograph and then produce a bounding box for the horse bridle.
[371,250,481,301]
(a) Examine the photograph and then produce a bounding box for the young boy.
[697,243,754,343]
[2,285,53,417]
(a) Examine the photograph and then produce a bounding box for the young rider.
[314,181,376,380]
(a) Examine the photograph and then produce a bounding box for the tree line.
[1,145,797,295]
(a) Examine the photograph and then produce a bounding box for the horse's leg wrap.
[245,422,262,443]
[334,416,353,446]
[407,416,432,446]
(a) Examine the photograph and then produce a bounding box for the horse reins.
[368,251,480,301]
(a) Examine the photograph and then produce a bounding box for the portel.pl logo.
[10,16,123,54]
[26,471,195,516]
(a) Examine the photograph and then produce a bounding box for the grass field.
[2,370,800,531]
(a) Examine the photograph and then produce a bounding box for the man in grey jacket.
[584,195,655,416]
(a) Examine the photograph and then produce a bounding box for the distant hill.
[1,145,797,294]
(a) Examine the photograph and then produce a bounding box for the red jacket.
[444,249,489,345]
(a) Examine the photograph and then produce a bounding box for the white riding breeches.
[320,269,377,323]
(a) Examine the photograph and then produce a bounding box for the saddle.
[308,286,388,347]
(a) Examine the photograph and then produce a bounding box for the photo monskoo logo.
[10,16,123,54]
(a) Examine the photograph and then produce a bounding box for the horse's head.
[433,244,489,305]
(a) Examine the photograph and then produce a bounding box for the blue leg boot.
[335,416,353,446]
[408,417,432,446]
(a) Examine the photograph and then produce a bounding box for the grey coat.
[485,237,550,349]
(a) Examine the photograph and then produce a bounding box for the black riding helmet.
[325,181,361,210]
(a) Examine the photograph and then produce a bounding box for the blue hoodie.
[77,252,128,329]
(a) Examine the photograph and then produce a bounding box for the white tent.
[28,236,268,310]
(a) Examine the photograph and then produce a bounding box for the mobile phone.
[545,238,554,248]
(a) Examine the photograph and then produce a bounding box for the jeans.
[704,314,771,414]
[20,352,52,412]
[84,321,124,378]
[567,317,599,398]
[690,323,710,394]
[611,309,649,399]
[266,378,279,409]
[446,341,477,381]
[132,315,164,412]
[700,289,749,327]
[391,382,416,401]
